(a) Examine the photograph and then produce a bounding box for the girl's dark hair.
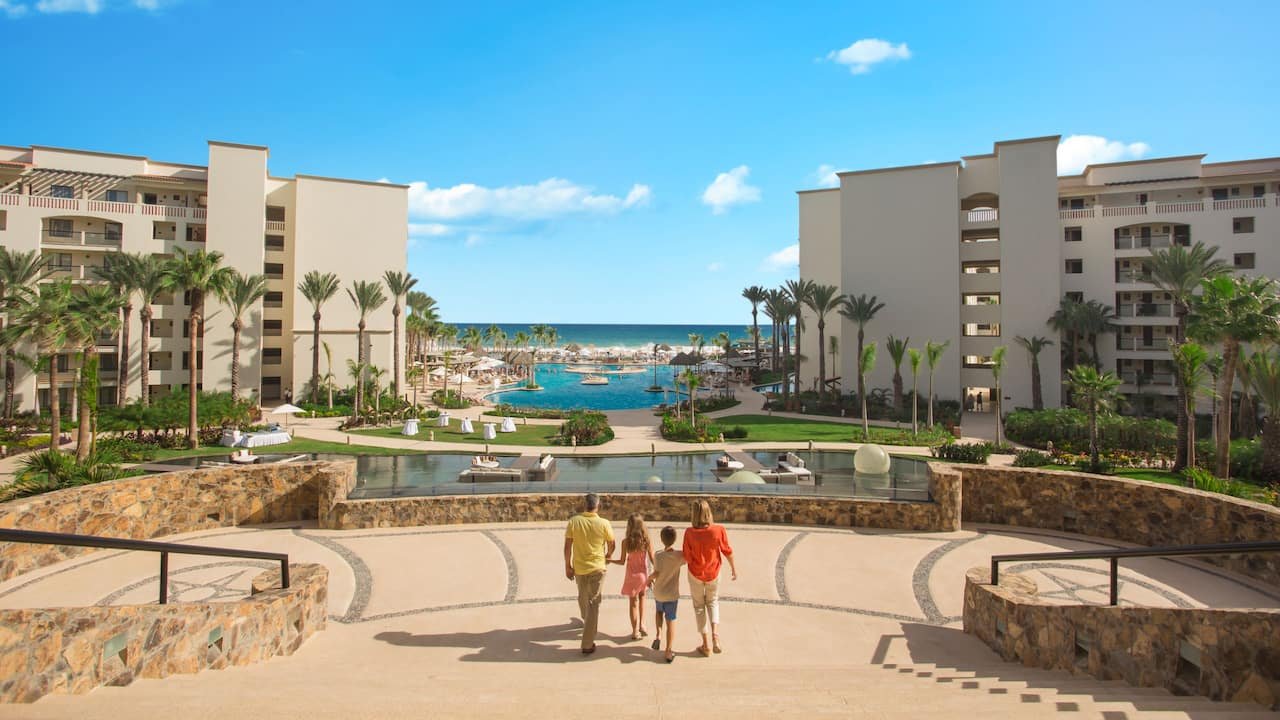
[660,526,677,546]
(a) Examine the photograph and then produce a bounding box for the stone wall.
[963,568,1280,708]
[957,465,1280,588]
[319,464,962,532]
[0,563,327,704]
[0,461,353,582]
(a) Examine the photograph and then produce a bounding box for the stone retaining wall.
[0,461,352,582]
[0,563,327,703]
[963,567,1280,708]
[958,465,1280,588]
[319,463,962,532]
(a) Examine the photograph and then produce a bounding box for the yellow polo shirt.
[565,511,613,576]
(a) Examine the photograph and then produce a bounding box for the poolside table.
[437,413,451,427]
[402,418,419,436]
[483,423,497,440]
[500,417,517,433]
[460,418,474,434]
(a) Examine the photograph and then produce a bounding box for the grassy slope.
[709,414,950,445]
[150,437,422,461]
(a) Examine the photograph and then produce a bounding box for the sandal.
[631,631,641,641]
[712,635,722,654]
[640,627,648,637]
[665,652,675,663]
[651,639,661,651]
[697,645,711,657]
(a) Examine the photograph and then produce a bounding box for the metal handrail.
[990,540,1280,605]
[0,528,290,604]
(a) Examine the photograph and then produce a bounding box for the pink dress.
[620,548,650,597]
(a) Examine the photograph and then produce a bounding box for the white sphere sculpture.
[854,444,892,475]
[645,475,664,485]
[725,470,766,484]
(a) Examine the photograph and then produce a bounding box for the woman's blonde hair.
[622,513,650,555]
[691,500,714,528]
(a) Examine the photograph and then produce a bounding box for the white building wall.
[797,189,841,393]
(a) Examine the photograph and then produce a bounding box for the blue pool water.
[486,362,683,410]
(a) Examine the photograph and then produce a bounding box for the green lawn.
[350,423,561,446]
[710,414,950,445]
[149,437,423,461]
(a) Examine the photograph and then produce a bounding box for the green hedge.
[1004,408,1175,457]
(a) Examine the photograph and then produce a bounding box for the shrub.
[722,425,749,440]
[489,404,567,420]
[431,390,470,409]
[297,402,351,418]
[554,411,613,446]
[1074,457,1113,475]
[1004,408,1175,457]
[0,449,133,502]
[1195,438,1263,482]
[929,442,993,464]
[95,437,158,462]
[1184,467,1254,498]
[1012,449,1051,467]
[659,414,719,443]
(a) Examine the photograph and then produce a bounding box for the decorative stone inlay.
[963,567,1280,709]
[0,563,327,704]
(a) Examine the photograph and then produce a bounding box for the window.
[1064,227,1082,242]
[264,291,284,308]
[1065,259,1083,274]
[50,252,72,268]
[182,319,203,338]
[261,376,282,400]
[49,219,73,237]
[50,184,74,199]
[1065,291,1084,303]
[97,385,117,407]
[182,290,193,306]
[1211,188,1229,201]
[265,234,285,250]
[143,193,158,205]
[56,354,71,372]
[960,231,998,244]
[1254,185,1266,198]
[962,262,999,274]
[962,323,1001,337]
[1060,198,1085,209]
[181,351,204,370]
[264,262,284,279]
[962,293,1000,306]
[262,348,282,365]
[264,319,283,336]
[265,206,286,222]
[106,189,129,203]
[104,222,122,241]
[963,355,995,369]
[0,209,6,230]
[1136,193,1148,206]
[1235,253,1256,269]
[1233,217,1255,234]
[186,226,207,243]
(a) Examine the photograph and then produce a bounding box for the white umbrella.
[447,373,473,384]
[270,403,304,428]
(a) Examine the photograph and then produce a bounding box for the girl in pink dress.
[611,514,655,640]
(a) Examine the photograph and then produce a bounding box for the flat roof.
[295,173,410,190]
[836,160,961,178]
[795,187,839,195]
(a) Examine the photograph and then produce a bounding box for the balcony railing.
[43,264,108,281]
[1117,302,1172,318]
[42,230,122,247]
[1117,337,1170,351]
[1059,207,1093,219]
[1120,371,1174,386]
[265,220,286,232]
[1060,195,1272,220]
[1115,270,1153,284]
[1212,197,1266,210]
[962,209,998,224]
[7,194,207,222]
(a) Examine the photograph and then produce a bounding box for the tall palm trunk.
[117,302,132,405]
[355,320,366,412]
[76,347,96,462]
[187,296,201,449]
[927,369,935,428]
[751,307,760,371]
[48,355,60,453]
[856,328,866,414]
[140,305,153,406]
[792,314,802,407]
[781,326,791,411]
[1030,356,1043,410]
[817,317,827,404]
[230,318,242,398]
[3,349,15,418]
[392,303,402,398]
[1215,339,1239,478]
[310,311,322,405]
[1261,412,1280,483]
[1173,304,1190,471]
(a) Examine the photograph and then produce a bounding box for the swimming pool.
[344,451,931,501]
[486,362,685,410]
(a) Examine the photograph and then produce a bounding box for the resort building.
[797,136,1280,415]
[0,142,408,412]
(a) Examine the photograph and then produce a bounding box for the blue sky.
[2,1,1278,324]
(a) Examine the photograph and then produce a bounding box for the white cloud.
[706,262,723,272]
[0,0,29,16]
[1057,135,1151,174]
[464,234,484,248]
[826,38,911,75]
[702,165,761,214]
[812,164,844,188]
[3,0,170,15]
[761,244,799,272]
[408,222,451,237]
[405,178,651,221]
[35,0,101,12]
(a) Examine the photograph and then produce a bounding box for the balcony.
[1117,337,1170,351]
[265,220,286,232]
[1119,371,1174,386]
[1060,195,1272,220]
[961,208,998,228]
[42,230,122,248]
[1117,302,1172,318]
[1212,197,1266,211]
[1115,270,1154,285]
[6,194,206,222]
[1114,234,1178,250]
[43,264,108,282]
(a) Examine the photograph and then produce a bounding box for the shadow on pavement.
[374,620,686,664]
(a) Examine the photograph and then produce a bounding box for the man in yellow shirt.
[564,493,615,654]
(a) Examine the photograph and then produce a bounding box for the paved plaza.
[2,518,1277,719]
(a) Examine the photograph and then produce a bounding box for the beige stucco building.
[798,136,1280,416]
[0,142,408,412]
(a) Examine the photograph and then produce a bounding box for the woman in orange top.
[682,499,737,656]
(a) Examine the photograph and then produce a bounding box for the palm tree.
[990,345,1008,446]
[784,279,815,405]
[216,271,268,399]
[687,332,703,361]
[65,285,124,461]
[885,335,909,411]
[93,252,140,406]
[715,331,731,355]
[2,281,74,452]
[1149,241,1230,471]
[858,342,877,440]
[487,323,505,351]
[925,340,950,427]
[1080,300,1118,370]
[164,249,233,449]
[1067,365,1123,469]
[133,255,172,406]
[682,368,701,427]
[0,248,46,418]
[406,291,437,361]
[1169,340,1210,474]
[742,285,768,370]
[406,365,424,408]
[1189,275,1280,478]
[299,271,341,405]
[804,284,842,403]
[827,335,839,395]
[322,340,336,409]
[763,288,786,374]
[1047,296,1086,372]
[1236,353,1259,440]
[1245,351,1280,484]
[1014,335,1054,411]
[465,326,486,353]
[382,271,418,400]
[367,364,388,413]
[346,279,387,414]
[907,348,922,437]
[841,294,885,414]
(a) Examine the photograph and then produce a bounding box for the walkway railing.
[0,528,290,604]
[989,540,1280,605]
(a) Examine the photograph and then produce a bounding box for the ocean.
[445,323,774,350]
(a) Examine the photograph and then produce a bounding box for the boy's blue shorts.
[655,600,678,621]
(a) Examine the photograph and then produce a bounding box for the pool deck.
[3,519,1276,719]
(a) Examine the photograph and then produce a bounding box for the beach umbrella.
[447,373,473,384]
[270,403,304,428]
[565,342,582,353]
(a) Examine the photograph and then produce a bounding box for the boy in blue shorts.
[648,525,686,663]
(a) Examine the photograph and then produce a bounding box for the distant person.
[610,513,655,640]
[564,493,615,655]
[284,388,293,405]
[975,392,984,412]
[648,525,686,663]
[683,500,737,656]
[966,392,974,411]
